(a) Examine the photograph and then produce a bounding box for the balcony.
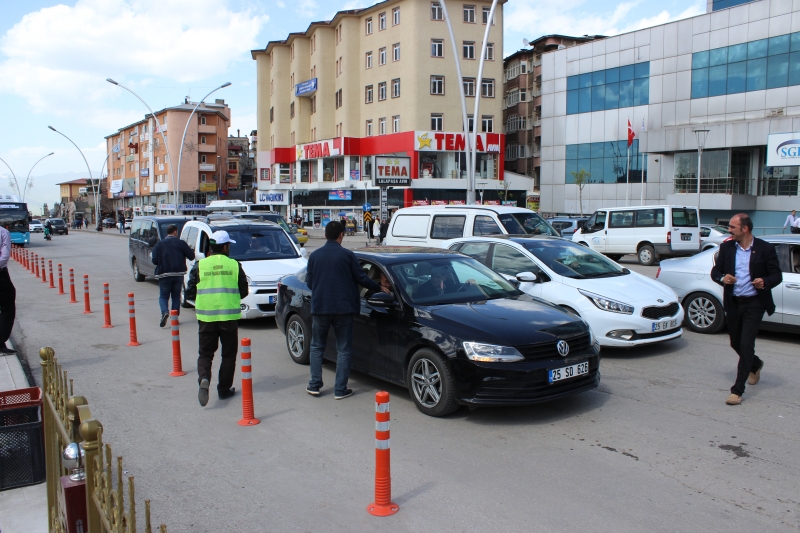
[198,124,215,134]
[198,144,216,153]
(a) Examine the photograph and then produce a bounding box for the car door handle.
[785,284,800,290]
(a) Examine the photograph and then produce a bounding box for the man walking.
[784,210,799,234]
[710,214,782,406]
[305,221,386,399]
[185,230,248,406]
[151,224,195,327]
[0,224,16,354]
[118,214,125,234]
[379,218,389,245]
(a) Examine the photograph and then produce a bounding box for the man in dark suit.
[710,213,782,405]
[305,221,387,399]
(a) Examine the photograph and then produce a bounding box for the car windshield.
[497,212,559,237]
[389,256,520,305]
[49,219,65,226]
[220,228,299,261]
[712,225,730,234]
[519,239,628,279]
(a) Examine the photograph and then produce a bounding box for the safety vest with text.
[195,254,241,322]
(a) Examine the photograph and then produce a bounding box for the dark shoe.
[726,393,742,405]
[747,362,763,385]
[218,388,236,400]
[306,386,320,396]
[0,344,17,355]
[159,313,169,328]
[334,389,353,400]
[198,379,209,406]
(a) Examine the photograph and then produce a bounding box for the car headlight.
[579,289,634,315]
[463,342,524,362]
[246,275,254,286]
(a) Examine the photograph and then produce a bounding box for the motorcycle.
[44,227,51,241]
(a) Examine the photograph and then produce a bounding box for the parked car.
[700,225,731,250]
[655,235,800,334]
[572,205,701,266]
[29,220,44,233]
[446,235,684,347]
[384,205,560,248]
[45,218,68,235]
[129,216,193,282]
[124,218,133,230]
[549,217,588,239]
[276,247,600,417]
[102,218,117,228]
[180,219,307,319]
[288,223,309,246]
[233,213,300,246]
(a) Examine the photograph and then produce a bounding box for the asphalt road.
[9,230,799,533]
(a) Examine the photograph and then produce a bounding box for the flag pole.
[640,151,645,206]
[626,146,631,207]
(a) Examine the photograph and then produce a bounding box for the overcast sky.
[0,0,704,209]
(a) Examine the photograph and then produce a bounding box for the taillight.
[656,267,661,278]
[667,231,671,244]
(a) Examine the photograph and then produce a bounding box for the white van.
[383,205,560,247]
[572,205,700,266]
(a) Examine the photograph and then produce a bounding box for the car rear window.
[391,214,430,238]
[671,208,698,227]
[431,216,466,239]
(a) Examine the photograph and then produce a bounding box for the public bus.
[0,194,30,246]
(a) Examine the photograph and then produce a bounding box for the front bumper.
[584,303,685,348]
[239,284,279,319]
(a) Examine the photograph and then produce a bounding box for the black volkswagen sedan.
[275,248,600,417]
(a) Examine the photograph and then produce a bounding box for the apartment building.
[104,99,231,215]
[252,0,516,223]
[540,0,800,229]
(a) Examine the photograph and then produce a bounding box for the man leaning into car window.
[415,266,477,299]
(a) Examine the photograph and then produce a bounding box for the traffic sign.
[362,203,372,211]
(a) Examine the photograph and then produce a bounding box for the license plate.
[548,362,589,383]
[652,319,678,332]
[681,233,692,241]
[269,295,276,304]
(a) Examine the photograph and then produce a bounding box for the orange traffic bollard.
[57,264,65,295]
[83,275,92,314]
[48,261,55,289]
[169,310,186,376]
[35,255,40,278]
[102,283,113,328]
[127,293,140,346]
[68,269,78,303]
[238,338,260,426]
[40,257,46,282]
[367,391,399,517]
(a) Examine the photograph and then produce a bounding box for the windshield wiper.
[582,270,628,278]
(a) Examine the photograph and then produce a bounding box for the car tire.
[684,293,725,334]
[286,314,310,365]
[637,245,657,266]
[132,258,145,282]
[180,284,194,308]
[606,254,622,261]
[406,348,458,417]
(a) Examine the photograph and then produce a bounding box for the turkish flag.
[627,119,635,147]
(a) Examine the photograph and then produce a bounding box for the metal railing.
[672,177,754,195]
[40,347,167,533]
[759,178,799,196]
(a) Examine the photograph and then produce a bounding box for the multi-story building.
[225,132,256,198]
[540,0,800,229]
[56,178,106,224]
[503,35,603,190]
[252,0,520,224]
[104,99,231,216]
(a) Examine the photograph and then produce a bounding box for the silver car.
[656,235,800,333]
[699,225,731,251]
[29,220,44,233]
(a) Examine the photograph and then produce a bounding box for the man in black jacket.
[151,224,195,327]
[379,218,389,245]
[710,213,782,405]
[305,221,386,399]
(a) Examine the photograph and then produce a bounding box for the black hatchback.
[276,248,600,417]
[129,216,192,281]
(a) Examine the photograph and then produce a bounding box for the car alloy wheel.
[286,315,309,364]
[685,293,724,334]
[407,349,458,417]
[132,259,145,282]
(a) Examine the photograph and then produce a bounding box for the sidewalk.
[0,341,48,533]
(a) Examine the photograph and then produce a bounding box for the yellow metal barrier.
[39,347,167,533]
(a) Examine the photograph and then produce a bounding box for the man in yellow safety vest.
[185,230,248,407]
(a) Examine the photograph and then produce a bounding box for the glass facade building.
[567,62,650,114]
[565,140,646,184]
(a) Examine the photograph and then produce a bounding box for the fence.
[39,346,166,533]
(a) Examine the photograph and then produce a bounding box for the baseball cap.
[210,230,236,244]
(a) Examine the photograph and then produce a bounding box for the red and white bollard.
[68,268,78,304]
[57,264,65,295]
[48,261,55,289]
[169,310,186,376]
[127,293,140,346]
[367,391,399,516]
[83,275,92,314]
[102,283,113,328]
[238,338,260,426]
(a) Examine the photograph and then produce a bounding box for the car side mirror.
[300,247,308,258]
[516,271,538,283]
[195,252,205,260]
[367,292,396,307]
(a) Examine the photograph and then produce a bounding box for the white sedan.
[700,225,731,250]
[29,220,44,233]
[445,236,684,348]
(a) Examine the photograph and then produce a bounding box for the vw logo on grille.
[657,299,664,303]
[557,340,570,357]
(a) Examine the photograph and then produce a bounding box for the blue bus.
[0,194,30,246]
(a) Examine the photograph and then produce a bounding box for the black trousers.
[0,268,15,345]
[726,296,765,396]
[197,320,238,393]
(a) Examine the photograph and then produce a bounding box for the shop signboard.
[159,204,176,210]
[374,157,411,186]
[350,170,361,180]
[412,200,430,206]
[767,132,800,167]
[257,191,289,205]
[414,132,501,153]
[526,195,540,211]
[432,200,448,205]
[328,190,352,200]
[199,163,216,171]
[178,204,207,211]
[295,78,318,97]
[449,200,466,205]
[140,168,149,177]
[110,180,123,194]
[484,200,501,205]
[143,205,156,213]
[199,182,217,192]
[296,139,339,160]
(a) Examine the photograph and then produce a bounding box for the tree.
[571,169,590,216]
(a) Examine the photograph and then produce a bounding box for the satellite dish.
[523,38,530,47]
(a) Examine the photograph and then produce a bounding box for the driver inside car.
[249,234,271,253]
[415,265,477,299]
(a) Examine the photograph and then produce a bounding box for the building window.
[565,140,643,184]
[311,127,316,141]
[463,5,475,23]
[365,85,374,103]
[270,79,273,95]
[431,113,443,131]
[481,116,493,133]
[310,95,316,114]
[290,101,295,118]
[290,43,294,60]
[366,51,373,69]
[463,41,475,60]
[337,25,342,43]
[504,114,527,133]
[431,75,445,95]
[481,78,495,97]
[392,43,400,62]
[201,155,207,163]
[379,12,386,30]
[228,162,238,171]
[431,2,443,20]
[337,57,342,76]
[200,116,207,125]
[335,88,343,109]
[378,82,387,101]
[431,39,444,57]
[482,6,494,24]
[379,47,386,65]
[366,120,373,136]
[393,115,400,132]
[393,7,400,25]
[311,34,316,52]
[379,117,386,135]
[460,77,475,97]
[366,17,373,34]
[484,43,494,61]
[567,62,650,114]
[505,88,527,107]
[392,78,401,98]
[201,174,206,182]
[200,136,207,144]
[467,115,474,132]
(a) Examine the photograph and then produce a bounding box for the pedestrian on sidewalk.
[0,224,17,354]
[710,213,782,406]
[379,218,388,245]
[151,224,195,327]
[118,214,125,234]
[185,230,248,407]
[305,221,387,399]
[783,210,799,234]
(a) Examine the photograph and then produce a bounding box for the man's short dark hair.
[166,224,178,235]
[209,242,228,254]
[734,213,753,232]
[326,221,344,240]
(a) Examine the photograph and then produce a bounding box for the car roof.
[353,246,463,263]
[449,235,567,244]
[134,216,193,222]
[762,234,800,244]
[206,220,282,231]
[396,205,533,214]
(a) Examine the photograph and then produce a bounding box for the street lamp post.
[48,126,96,226]
[0,157,20,197]
[694,129,710,210]
[21,152,55,202]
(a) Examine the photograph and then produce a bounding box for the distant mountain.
[0,171,90,213]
